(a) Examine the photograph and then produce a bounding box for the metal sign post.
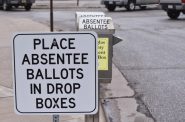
[50,0,54,32]
[50,0,56,121]
[77,0,79,6]
[53,115,59,122]
[85,105,99,122]
[85,113,99,122]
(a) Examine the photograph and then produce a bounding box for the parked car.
[0,0,35,11]
[101,0,160,11]
[160,0,185,19]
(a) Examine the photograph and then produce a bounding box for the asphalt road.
[110,9,185,122]
[1,6,185,122]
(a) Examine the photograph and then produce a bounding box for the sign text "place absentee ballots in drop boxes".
[12,32,98,115]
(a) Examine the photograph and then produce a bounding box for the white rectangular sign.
[12,32,98,115]
[78,17,114,30]
[76,12,105,24]
[75,12,105,30]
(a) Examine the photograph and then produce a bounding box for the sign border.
[13,32,98,114]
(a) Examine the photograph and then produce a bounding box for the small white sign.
[78,17,114,30]
[75,12,105,30]
[76,12,105,23]
[12,32,98,115]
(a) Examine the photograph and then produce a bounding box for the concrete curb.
[100,64,154,122]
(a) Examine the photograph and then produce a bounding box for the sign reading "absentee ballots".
[12,32,98,115]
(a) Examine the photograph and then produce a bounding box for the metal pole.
[53,115,59,122]
[85,112,99,122]
[50,0,56,120]
[50,0,54,32]
[85,76,100,122]
[77,0,79,6]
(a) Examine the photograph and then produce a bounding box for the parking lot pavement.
[33,0,103,9]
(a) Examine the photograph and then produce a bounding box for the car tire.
[106,4,116,12]
[25,4,32,11]
[126,0,135,11]
[167,10,180,19]
[2,0,11,11]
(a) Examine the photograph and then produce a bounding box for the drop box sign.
[12,32,98,115]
